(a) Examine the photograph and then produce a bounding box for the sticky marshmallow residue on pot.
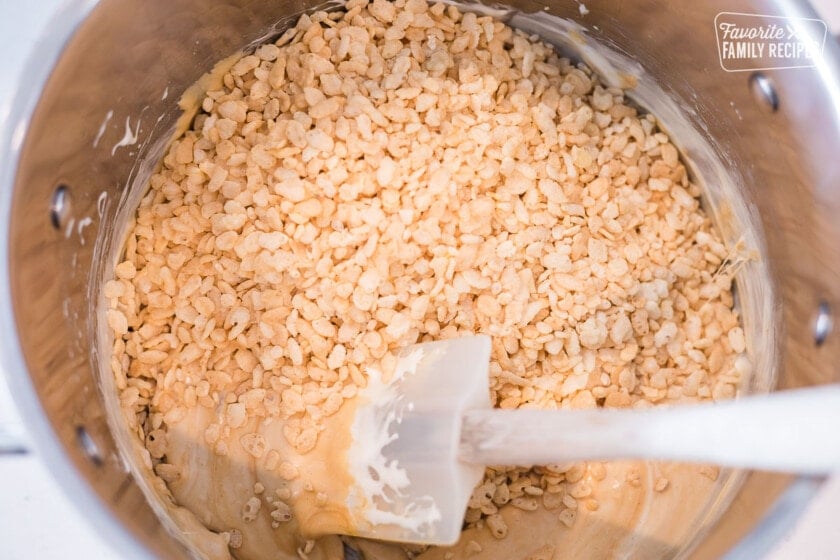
[110,115,140,155]
[93,109,113,148]
[347,348,442,537]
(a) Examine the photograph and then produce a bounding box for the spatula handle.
[459,385,840,473]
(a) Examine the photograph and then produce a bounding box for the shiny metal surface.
[2,0,839,559]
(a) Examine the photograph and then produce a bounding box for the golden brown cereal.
[654,477,670,492]
[242,497,262,522]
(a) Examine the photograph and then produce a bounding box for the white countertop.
[1,1,839,559]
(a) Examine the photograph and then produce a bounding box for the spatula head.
[344,335,492,546]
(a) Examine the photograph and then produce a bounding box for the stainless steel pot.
[2,0,839,558]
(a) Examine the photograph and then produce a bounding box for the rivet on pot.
[749,73,779,113]
[76,426,103,466]
[814,301,832,346]
[50,184,72,230]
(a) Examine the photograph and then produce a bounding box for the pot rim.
[0,2,824,559]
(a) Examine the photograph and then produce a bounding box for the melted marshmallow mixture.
[104,0,751,558]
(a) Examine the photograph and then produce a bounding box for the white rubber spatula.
[342,335,840,547]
